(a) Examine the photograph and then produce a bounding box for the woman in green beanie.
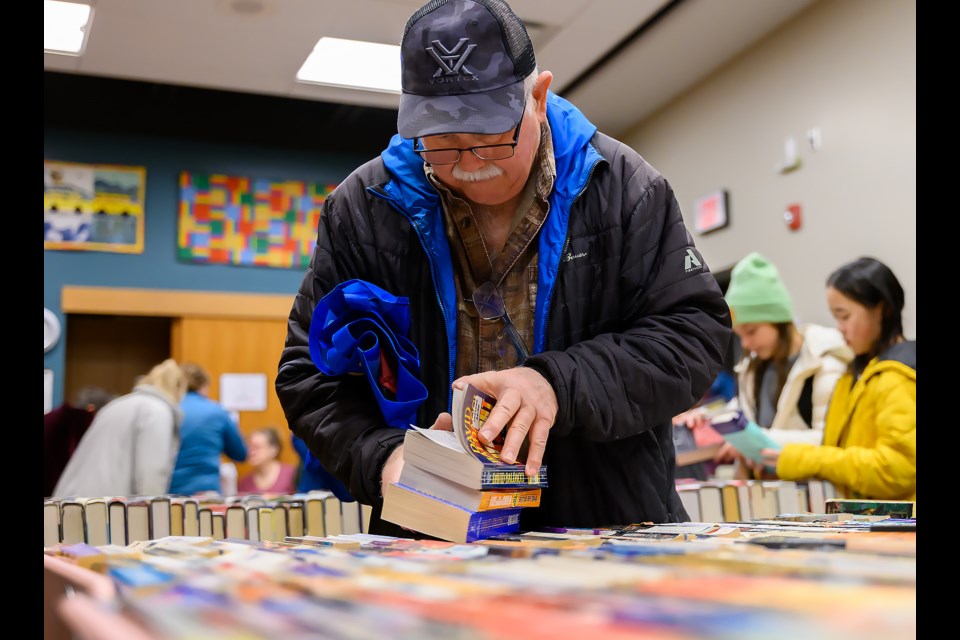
[718,253,852,472]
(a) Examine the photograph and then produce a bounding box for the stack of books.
[43,490,371,548]
[382,383,548,543]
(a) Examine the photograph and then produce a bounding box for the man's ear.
[532,71,553,119]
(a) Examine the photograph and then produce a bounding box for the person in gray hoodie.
[52,359,187,498]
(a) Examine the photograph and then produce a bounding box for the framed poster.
[693,189,730,235]
[178,172,336,269]
[43,160,146,253]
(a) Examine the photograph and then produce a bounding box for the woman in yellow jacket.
[759,257,915,501]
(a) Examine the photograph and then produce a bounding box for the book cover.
[825,499,915,519]
[710,410,781,470]
[381,482,521,543]
[403,383,548,490]
[452,383,506,464]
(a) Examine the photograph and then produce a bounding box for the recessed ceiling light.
[296,37,401,94]
[44,0,94,56]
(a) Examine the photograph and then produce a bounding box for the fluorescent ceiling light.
[44,0,94,55]
[297,37,401,94]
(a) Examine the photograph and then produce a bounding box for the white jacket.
[735,324,852,446]
[52,384,183,498]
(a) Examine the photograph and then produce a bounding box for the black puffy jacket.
[277,93,732,533]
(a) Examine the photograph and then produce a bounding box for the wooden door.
[64,314,172,401]
[171,317,297,478]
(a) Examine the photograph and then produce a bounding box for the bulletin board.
[43,160,147,253]
[177,172,336,269]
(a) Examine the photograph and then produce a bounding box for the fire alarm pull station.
[784,204,802,231]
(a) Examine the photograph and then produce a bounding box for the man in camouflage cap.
[278,0,732,535]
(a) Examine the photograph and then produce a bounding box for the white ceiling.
[44,0,815,137]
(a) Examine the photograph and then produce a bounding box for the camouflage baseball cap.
[397,0,536,139]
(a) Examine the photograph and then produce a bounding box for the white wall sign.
[219,373,268,412]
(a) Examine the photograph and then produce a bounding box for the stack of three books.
[381,384,548,543]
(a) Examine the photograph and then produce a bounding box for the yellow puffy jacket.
[776,341,916,501]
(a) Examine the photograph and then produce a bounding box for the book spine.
[465,508,522,543]
[477,489,541,511]
[479,465,548,488]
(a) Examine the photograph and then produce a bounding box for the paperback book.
[402,383,548,490]
[381,482,522,543]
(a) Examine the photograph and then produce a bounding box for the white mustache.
[451,163,505,182]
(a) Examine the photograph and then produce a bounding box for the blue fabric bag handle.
[308,279,428,430]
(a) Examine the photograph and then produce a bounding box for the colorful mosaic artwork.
[178,172,335,269]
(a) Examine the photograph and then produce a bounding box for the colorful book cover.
[825,499,915,519]
[453,383,504,463]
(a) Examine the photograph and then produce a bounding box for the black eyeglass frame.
[471,281,531,365]
[412,115,524,166]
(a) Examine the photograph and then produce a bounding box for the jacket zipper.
[542,158,602,350]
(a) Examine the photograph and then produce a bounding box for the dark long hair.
[747,322,795,414]
[827,257,904,377]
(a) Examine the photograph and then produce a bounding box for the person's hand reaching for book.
[453,368,558,477]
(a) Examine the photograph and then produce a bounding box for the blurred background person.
[52,359,187,497]
[43,385,116,498]
[168,363,247,496]
[759,257,915,501]
[238,427,296,495]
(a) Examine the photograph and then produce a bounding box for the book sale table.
[43,518,916,640]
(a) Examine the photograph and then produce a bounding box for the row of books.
[44,518,916,639]
[674,477,841,523]
[43,491,372,548]
[381,384,549,542]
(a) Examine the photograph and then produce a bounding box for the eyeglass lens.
[472,282,530,364]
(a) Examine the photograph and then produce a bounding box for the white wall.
[621,0,915,336]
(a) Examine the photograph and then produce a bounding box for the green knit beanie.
[725,252,794,325]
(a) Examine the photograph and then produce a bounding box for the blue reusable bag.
[307,279,428,430]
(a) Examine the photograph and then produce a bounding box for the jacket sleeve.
[133,404,178,496]
[221,410,248,463]
[276,193,405,506]
[525,173,732,441]
[776,372,916,499]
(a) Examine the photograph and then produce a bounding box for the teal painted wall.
[44,127,374,407]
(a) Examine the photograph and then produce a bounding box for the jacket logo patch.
[564,251,587,263]
[684,248,703,274]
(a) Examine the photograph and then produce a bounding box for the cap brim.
[397,80,525,139]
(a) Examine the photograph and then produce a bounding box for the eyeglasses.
[472,281,530,364]
[413,115,523,166]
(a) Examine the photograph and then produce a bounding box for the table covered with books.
[43,515,915,640]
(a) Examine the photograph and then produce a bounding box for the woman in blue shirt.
[169,363,247,495]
